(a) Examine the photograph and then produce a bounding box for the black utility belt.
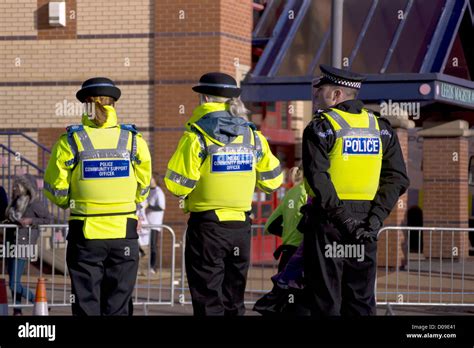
[189,210,251,224]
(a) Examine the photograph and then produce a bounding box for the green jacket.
[265,183,307,247]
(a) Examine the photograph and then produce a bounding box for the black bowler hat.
[192,72,241,98]
[313,64,365,89]
[76,77,121,103]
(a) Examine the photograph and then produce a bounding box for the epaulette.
[66,125,84,137]
[120,124,138,134]
[246,122,257,131]
[363,107,381,117]
[312,108,331,120]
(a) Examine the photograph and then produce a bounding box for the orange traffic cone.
[33,278,48,316]
[0,279,8,316]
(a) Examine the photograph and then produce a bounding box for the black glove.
[339,217,364,239]
[355,215,382,243]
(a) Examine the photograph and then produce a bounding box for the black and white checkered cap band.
[322,72,362,89]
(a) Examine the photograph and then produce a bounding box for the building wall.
[0,0,154,174]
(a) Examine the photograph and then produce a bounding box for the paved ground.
[9,302,474,316]
[2,250,473,316]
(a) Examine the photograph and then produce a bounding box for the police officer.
[44,77,152,315]
[165,72,283,316]
[300,65,409,316]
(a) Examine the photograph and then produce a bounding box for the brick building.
[0,0,473,270]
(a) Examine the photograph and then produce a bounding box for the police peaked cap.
[192,72,241,98]
[76,77,121,103]
[313,64,366,90]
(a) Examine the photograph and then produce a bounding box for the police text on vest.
[18,322,56,341]
[343,137,380,155]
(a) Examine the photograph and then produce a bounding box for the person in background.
[4,174,52,315]
[145,173,166,274]
[264,166,306,271]
[136,202,150,275]
[253,167,310,316]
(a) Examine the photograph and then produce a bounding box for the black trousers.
[303,201,378,316]
[185,211,251,316]
[66,219,139,316]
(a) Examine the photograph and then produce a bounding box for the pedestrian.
[44,77,152,316]
[145,173,166,275]
[4,174,52,315]
[300,65,410,316]
[165,72,283,316]
[264,166,307,272]
[253,166,310,316]
[136,202,150,276]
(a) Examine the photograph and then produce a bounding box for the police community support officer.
[300,65,409,316]
[44,77,152,315]
[165,72,283,316]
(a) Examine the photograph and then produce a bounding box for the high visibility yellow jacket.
[44,106,152,239]
[323,108,383,200]
[165,102,283,222]
[264,183,307,247]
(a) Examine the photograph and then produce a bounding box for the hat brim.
[76,86,121,103]
[192,85,241,98]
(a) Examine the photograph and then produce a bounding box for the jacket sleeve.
[369,118,410,222]
[264,201,283,236]
[134,133,152,203]
[43,134,73,209]
[255,132,283,193]
[165,131,202,197]
[31,201,53,226]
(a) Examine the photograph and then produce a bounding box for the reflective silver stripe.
[131,133,139,163]
[207,144,254,155]
[117,128,130,150]
[257,166,282,181]
[367,111,376,129]
[77,130,95,151]
[326,110,351,129]
[140,186,150,196]
[336,128,380,138]
[44,182,68,197]
[66,135,79,167]
[79,149,130,160]
[253,131,262,152]
[166,169,197,189]
[242,128,251,146]
[253,131,263,161]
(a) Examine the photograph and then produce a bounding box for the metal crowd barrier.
[0,223,177,315]
[178,225,474,312]
[2,223,472,315]
[376,226,474,313]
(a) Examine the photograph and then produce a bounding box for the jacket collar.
[186,102,228,129]
[81,105,118,128]
[333,99,365,114]
[188,102,249,146]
